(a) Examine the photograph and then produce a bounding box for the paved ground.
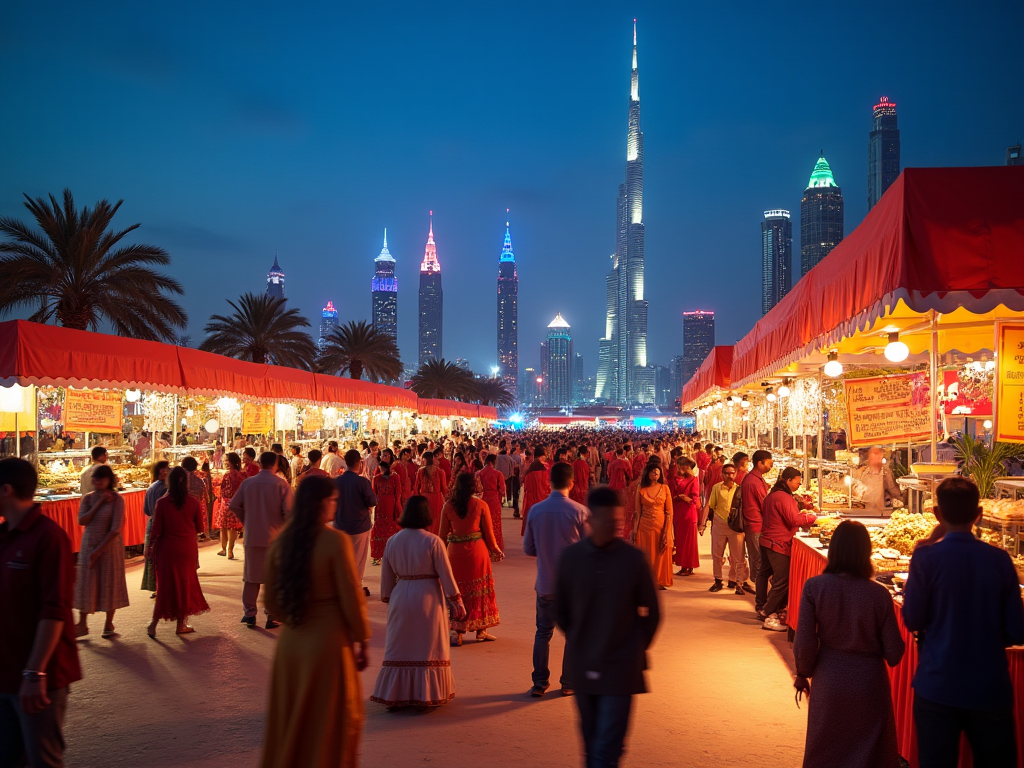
[65,509,807,767]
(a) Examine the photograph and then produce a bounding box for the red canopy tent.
[417,398,480,419]
[680,346,733,410]
[731,167,1024,387]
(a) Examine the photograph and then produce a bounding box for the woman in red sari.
[414,451,448,536]
[439,473,503,646]
[371,459,403,565]
[671,456,701,576]
[214,452,246,559]
[476,454,506,553]
[146,467,209,637]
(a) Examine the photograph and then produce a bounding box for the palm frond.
[409,359,476,401]
[200,292,317,369]
[317,320,402,381]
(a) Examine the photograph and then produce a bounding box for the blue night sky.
[2,1,1022,377]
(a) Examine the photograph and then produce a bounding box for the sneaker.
[755,610,768,622]
[529,683,549,697]
[762,614,788,632]
[726,581,737,588]
[265,618,280,630]
[734,586,745,595]
[240,616,256,629]
[708,580,724,593]
[560,686,574,696]
[742,583,756,595]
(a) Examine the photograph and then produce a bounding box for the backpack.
[726,486,745,533]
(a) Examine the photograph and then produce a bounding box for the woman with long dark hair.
[371,496,466,710]
[438,472,503,646]
[794,521,904,767]
[633,462,675,588]
[261,475,370,768]
[757,466,817,632]
[146,467,209,637]
[414,450,448,536]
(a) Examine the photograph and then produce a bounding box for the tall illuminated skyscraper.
[266,253,285,299]
[418,213,443,367]
[868,97,901,210]
[372,229,398,340]
[800,154,844,276]
[597,21,647,404]
[318,301,338,351]
[681,310,714,384]
[496,217,518,398]
[761,210,792,315]
[542,314,573,408]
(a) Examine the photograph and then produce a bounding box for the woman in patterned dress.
[215,452,246,559]
[439,472,503,646]
[670,456,701,576]
[74,465,130,638]
[413,451,448,536]
[371,458,403,565]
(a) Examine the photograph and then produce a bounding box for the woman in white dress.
[370,496,466,710]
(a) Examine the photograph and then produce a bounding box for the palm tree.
[318,320,402,381]
[410,358,476,401]
[199,292,317,369]
[0,189,187,341]
[471,377,516,408]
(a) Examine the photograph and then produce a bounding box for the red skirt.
[425,492,445,536]
[371,510,400,559]
[447,538,500,633]
[673,500,700,568]
[482,493,504,552]
[212,499,243,530]
[153,547,210,621]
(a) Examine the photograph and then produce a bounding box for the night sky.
[2,1,1022,378]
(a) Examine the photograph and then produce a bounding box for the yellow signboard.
[843,373,932,447]
[995,322,1024,444]
[242,403,274,434]
[64,389,123,434]
[303,406,323,432]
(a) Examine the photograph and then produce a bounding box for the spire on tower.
[631,20,639,102]
[376,228,394,262]
[500,215,515,263]
[421,213,440,272]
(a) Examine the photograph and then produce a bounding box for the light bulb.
[824,351,843,378]
[778,384,791,398]
[985,360,996,371]
[741,397,751,408]
[185,408,194,418]
[884,333,909,363]
[844,475,853,486]
[984,420,993,430]
[125,388,142,402]
[767,392,777,403]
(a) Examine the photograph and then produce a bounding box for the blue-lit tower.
[318,301,338,351]
[372,229,398,340]
[266,253,285,299]
[496,216,518,397]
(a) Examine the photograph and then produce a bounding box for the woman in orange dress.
[214,452,246,559]
[371,459,403,565]
[633,463,675,589]
[438,473,503,646]
[414,451,448,536]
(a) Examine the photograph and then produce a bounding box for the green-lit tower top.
[806,152,839,189]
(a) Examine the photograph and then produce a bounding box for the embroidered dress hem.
[370,662,455,708]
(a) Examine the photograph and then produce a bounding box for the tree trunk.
[57,306,92,330]
[350,359,363,380]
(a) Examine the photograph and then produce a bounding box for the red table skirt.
[39,490,147,553]
[788,537,1024,768]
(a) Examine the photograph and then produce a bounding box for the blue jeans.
[533,594,565,686]
[575,693,633,768]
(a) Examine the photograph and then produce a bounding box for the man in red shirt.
[520,447,551,534]
[740,450,773,612]
[570,446,591,505]
[0,458,82,767]
[607,449,632,494]
[302,449,329,478]
[477,455,507,551]
[731,452,750,484]
[242,446,260,477]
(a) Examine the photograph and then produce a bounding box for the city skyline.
[3,4,1021,380]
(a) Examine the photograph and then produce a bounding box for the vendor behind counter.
[854,447,903,512]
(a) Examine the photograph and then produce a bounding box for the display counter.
[788,536,1024,768]
[37,489,147,553]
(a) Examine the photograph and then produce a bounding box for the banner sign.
[242,403,274,434]
[64,389,123,433]
[995,322,1024,444]
[843,373,932,447]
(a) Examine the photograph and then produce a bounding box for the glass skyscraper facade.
[681,310,714,384]
[761,210,792,315]
[318,300,338,351]
[543,314,573,408]
[496,220,518,398]
[800,154,844,276]
[418,214,443,368]
[868,97,901,211]
[372,230,398,340]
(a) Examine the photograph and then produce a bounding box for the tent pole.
[172,396,178,448]
[930,311,939,461]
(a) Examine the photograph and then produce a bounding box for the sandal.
[75,624,89,638]
[102,627,117,638]
[450,633,463,647]
[147,623,157,640]
[176,626,196,635]
[216,550,227,557]
[227,552,235,560]
[476,631,498,642]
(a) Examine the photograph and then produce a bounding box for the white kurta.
[370,528,460,707]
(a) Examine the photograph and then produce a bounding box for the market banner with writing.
[64,388,123,433]
[843,373,932,447]
[242,403,274,434]
[303,406,323,432]
[995,322,1024,443]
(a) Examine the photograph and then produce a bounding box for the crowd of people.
[2,428,1023,768]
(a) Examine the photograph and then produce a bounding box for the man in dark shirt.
[333,449,377,597]
[555,485,660,768]
[0,458,82,768]
[903,476,1024,768]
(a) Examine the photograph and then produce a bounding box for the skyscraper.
[318,301,338,351]
[800,154,844,276]
[596,21,647,404]
[1009,144,1022,166]
[681,310,715,383]
[266,253,285,300]
[418,213,443,368]
[543,314,573,408]
[761,210,793,315]
[496,217,519,398]
[572,352,584,404]
[868,97,901,210]
[372,229,398,340]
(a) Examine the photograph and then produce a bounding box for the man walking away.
[320,441,343,478]
[523,462,589,698]
[229,452,293,629]
[904,476,1024,767]
[334,449,377,597]
[556,486,661,768]
[0,458,82,768]
[508,443,524,517]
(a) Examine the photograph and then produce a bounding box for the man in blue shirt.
[333,450,377,597]
[523,461,589,698]
[903,476,1024,767]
